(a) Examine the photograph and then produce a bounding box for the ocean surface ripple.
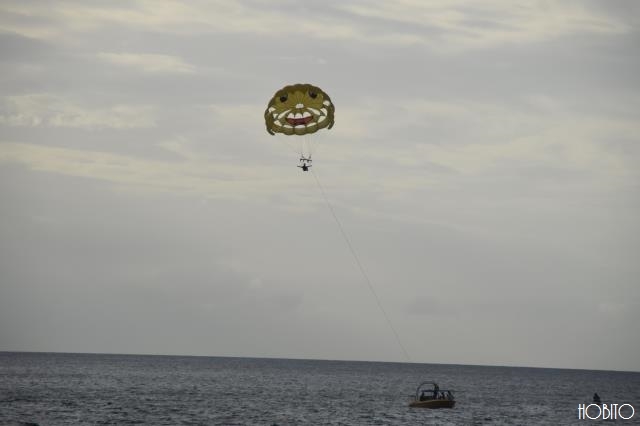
[1,352,639,425]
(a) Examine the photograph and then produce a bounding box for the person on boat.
[593,393,601,403]
[433,383,439,399]
[419,390,428,401]
[446,391,454,401]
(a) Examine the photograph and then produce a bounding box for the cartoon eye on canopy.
[264,83,335,136]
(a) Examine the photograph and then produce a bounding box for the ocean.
[1,352,638,425]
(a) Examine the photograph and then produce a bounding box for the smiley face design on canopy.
[264,83,335,136]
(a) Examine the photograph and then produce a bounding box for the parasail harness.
[297,156,312,172]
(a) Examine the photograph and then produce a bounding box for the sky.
[0,1,639,372]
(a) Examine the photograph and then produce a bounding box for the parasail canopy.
[264,83,335,136]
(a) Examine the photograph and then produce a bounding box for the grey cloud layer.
[0,1,638,371]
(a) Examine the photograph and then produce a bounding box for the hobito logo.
[577,403,635,420]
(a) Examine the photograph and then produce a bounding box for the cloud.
[324,96,640,182]
[337,0,632,50]
[0,94,156,129]
[0,142,307,201]
[97,52,197,74]
[0,1,631,50]
[0,1,353,41]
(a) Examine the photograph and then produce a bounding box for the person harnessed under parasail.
[264,83,335,171]
[298,156,312,171]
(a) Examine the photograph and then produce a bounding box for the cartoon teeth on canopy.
[264,83,334,170]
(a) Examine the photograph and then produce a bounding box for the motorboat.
[408,381,455,408]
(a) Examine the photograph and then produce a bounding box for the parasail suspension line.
[311,169,412,363]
